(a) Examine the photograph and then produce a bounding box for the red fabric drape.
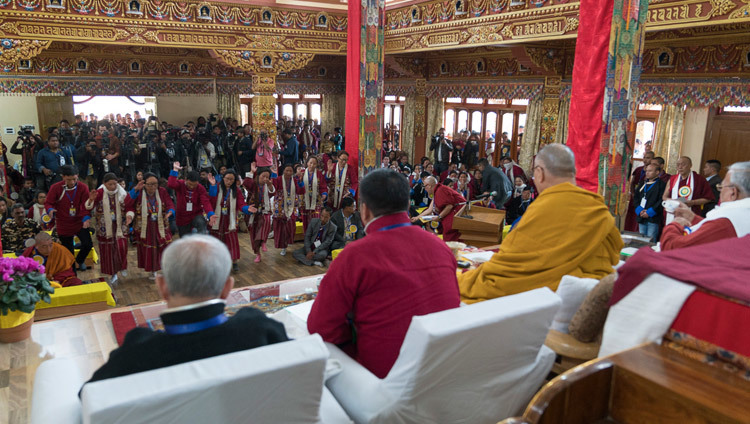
[566,0,614,192]
[344,0,360,170]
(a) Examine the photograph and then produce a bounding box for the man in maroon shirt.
[45,165,93,270]
[168,162,216,236]
[307,169,460,378]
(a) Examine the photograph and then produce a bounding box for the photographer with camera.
[11,126,44,182]
[429,128,453,177]
[97,120,122,177]
[36,134,74,191]
[75,129,103,189]
[192,130,216,174]
[235,125,254,177]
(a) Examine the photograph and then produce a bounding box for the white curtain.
[654,105,686,174]
[555,98,570,144]
[518,97,544,172]
[322,93,345,137]
[401,94,416,160]
[424,96,444,160]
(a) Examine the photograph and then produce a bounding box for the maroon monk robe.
[45,181,91,237]
[665,171,714,217]
[307,212,460,378]
[272,175,303,249]
[209,186,247,261]
[433,183,466,242]
[167,171,214,227]
[660,213,737,251]
[623,165,646,232]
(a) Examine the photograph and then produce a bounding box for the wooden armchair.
[499,343,750,424]
[543,330,600,375]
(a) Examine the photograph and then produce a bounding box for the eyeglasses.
[717,183,735,190]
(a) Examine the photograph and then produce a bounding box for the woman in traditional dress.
[300,156,328,233]
[85,172,133,284]
[325,150,358,212]
[28,191,54,231]
[208,169,255,272]
[243,167,275,263]
[129,172,174,279]
[272,164,303,256]
[453,171,475,201]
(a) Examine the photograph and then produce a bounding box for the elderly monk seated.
[84,235,288,387]
[459,144,623,303]
[23,232,83,287]
[661,161,750,250]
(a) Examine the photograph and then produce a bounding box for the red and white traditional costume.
[300,168,328,232]
[272,174,302,250]
[209,184,249,261]
[130,187,174,272]
[86,185,133,276]
[243,179,275,255]
[326,163,358,211]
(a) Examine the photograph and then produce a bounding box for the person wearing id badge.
[662,156,715,225]
[299,156,329,233]
[243,167,275,263]
[293,207,336,267]
[85,173,134,284]
[168,162,216,237]
[272,164,303,256]
[633,163,666,242]
[208,169,255,272]
[330,197,364,250]
[130,172,175,279]
[44,165,93,271]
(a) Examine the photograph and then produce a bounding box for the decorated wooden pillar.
[251,74,277,139]
[566,0,650,219]
[345,0,385,176]
[539,77,562,146]
[211,49,314,139]
[413,78,428,162]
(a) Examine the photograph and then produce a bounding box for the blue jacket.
[36,147,74,174]
[281,136,299,166]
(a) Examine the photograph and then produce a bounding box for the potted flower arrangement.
[0,256,55,343]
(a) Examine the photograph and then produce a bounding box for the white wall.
[154,94,217,126]
[0,96,40,166]
[681,107,711,165]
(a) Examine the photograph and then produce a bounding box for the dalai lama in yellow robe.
[459,144,623,303]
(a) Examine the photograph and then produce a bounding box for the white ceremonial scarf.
[281,176,295,218]
[140,190,165,240]
[303,169,318,210]
[213,185,237,231]
[687,197,750,238]
[32,204,44,224]
[666,172,695,225]
[100,185,127,239]
[261,183,274,214]
[333,163,348,209]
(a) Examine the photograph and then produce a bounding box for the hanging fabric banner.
[345,0,361,171]
[566,0,614,192]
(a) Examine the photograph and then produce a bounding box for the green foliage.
[0,272,55,316]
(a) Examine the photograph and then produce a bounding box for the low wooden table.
[0,274,323,424]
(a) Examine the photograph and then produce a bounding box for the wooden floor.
[77,231,327,307]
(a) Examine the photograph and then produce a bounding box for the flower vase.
[0,310,35,343]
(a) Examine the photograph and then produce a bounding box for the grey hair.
[423,176,438,185]
[728,161,750,196]
[161,234,232,299]
[536,144,576,178]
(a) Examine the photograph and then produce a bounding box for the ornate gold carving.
[414,78,427,138]
[251,74,277,138]
[729,0,750,18]
[252,74,276,94]
[213,50,315,74]
[0,39,52,65]
[564,16,579,32]
[539,77,562,145]
[466,23,504,43]
[524,47,563,73]
[393,56,427,77]
[709,0,736,16]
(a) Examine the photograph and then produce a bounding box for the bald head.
[35,232,52,243]
[536,144,576,178]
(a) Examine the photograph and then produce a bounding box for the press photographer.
[97,120,122,176]
[10,126,44,180]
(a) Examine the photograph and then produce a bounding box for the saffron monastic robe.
[23,243,82,287]
[458,182,623,304]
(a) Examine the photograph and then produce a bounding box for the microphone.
[475,191,497,199]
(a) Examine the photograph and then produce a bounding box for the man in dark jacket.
[83,235,288,387]
[293,207,337,266]
[281,129,299,167]
[477,158,511,207]
[633,163,666,241]
[330,197,365,250]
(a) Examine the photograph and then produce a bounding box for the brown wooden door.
[36,96,74,140]
[702,115,750,178]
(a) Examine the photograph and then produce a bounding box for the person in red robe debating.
[273,164,303,256]
[129,172,175,279]
[208,169,255,272]
[411,175,466,241]
[243,167,275,263]
[299,156,329,233]
[307,169,460,378]
[326,151,358,212]
[85,173,134,284]
[661,161,750,250]
[44,165,93,270]
[168,162,216,236]
[662,156,714,225]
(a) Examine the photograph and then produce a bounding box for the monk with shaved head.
[23,232,83,286]
[459,144,623,303]
[662,156,715,224]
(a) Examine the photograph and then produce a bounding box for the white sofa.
[325,288,561,424]
[31,334,351,424]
